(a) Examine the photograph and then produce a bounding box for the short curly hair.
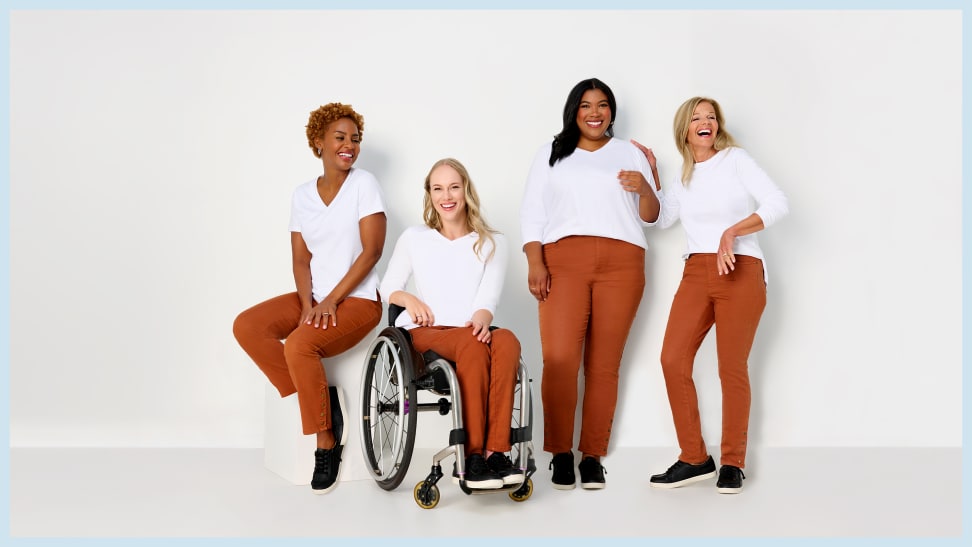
[306,103,365,158]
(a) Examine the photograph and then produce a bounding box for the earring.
[317,148,322,156]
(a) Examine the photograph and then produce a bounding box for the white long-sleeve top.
[380,226,508,329]
[656,147,789,281]
[520,138,659,249]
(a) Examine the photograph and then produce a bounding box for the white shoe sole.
[649,470,716,489]
[312,482,339,495]
[581,482,605,490]
[717,485,743,494]
[552,482,576,490]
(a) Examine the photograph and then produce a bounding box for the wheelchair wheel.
[509,477,533,502]
[360,327,417,491]
[414,481,440,509]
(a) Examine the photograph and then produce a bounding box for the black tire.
[360,327,418,490]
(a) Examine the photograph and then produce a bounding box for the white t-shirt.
[380,226,507,329]
[288,168,385,302]
[656,147,789,281]
[520,138,659,249]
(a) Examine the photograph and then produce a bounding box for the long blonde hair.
[673,96,738,184]
[423,158,498,262]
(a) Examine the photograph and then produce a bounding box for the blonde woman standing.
[633,97,788,494]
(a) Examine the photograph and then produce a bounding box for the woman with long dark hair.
[520,78,661,490]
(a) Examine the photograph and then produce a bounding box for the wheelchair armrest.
[388,303,406,327]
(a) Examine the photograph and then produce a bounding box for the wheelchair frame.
[359,304,536,508]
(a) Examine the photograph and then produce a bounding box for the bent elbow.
[361,247,383,268]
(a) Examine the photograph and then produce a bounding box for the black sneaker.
[486,452,525,485]
[463,453,504,489]
[311,446,343,494]
[716,465,745,494]
[549,452,576,490]
[328,386,348,447]
[649,456,716,489]
[578,456,606,490]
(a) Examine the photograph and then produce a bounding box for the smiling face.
[314,117,360,172]
[686,101,719,152]
[575,88,613,149]
[428,164,467,225]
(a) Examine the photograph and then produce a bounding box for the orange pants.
[232,292,381,435]
[539,236,646,457]
[660,254,766,468]
[409,326,521,455]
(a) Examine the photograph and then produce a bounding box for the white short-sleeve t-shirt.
[288,168,385,302]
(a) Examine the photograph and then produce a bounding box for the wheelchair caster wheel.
[414,481,440,509]
[509,477,533,502]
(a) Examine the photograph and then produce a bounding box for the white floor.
[8,446,961,539]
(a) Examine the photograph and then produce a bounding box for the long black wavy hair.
[548,78,617,167]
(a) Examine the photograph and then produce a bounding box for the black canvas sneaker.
[311,446,343,494]
[549,452,576,490]
[329,386,348,447]
[463,453,504,489]
[649,456,716,489]
[578,456,606,490]
[716,465,745,494]
[486,451,525,485]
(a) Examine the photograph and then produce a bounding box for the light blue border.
[0,0,969,9]
[2,1,967,546]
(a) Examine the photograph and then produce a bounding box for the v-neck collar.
[316,168,353,208]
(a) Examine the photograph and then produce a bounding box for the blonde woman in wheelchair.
[379,158,523,489]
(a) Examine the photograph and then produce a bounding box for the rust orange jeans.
[539,236,645,457]
[233,292,381,435]
[409,326,521,455]
[660,254,766,468]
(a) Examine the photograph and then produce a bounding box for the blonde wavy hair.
[305,103,365,158]
[423,158,498,262]
[673,97,738,184]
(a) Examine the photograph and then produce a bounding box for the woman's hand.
[717,229,737,275]
[402,294,435,327]
[301,297,338,329]
[527,261,551,302]
[630,139,662,192]
[630,139,657,169]
[618,170,653,196]
[523,242,550,302]
[465,309,494,343]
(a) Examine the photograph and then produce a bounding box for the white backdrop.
[9,9,962,449]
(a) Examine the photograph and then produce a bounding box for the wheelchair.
[359,304,536,509]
